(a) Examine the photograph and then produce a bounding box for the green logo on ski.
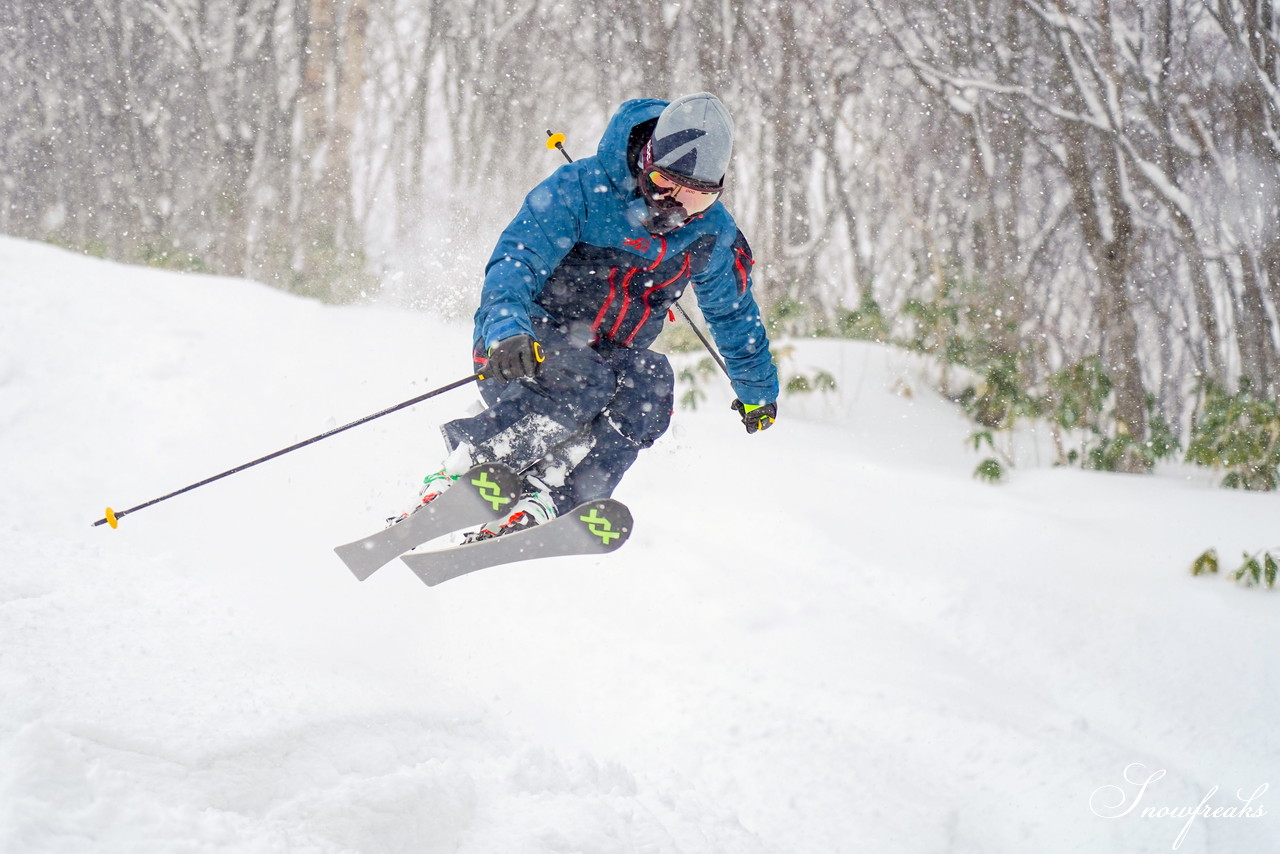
[471,471,511,512]
[579,508,620,545]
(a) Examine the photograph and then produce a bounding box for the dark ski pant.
[440,318,674,514]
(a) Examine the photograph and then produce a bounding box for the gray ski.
[400,498,633,586]
[334,463,520,581]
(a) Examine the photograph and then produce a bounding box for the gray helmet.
[649,93,734,190]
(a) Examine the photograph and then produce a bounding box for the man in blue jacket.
[401,93,779,540]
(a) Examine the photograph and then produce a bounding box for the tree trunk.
[294,0,367,297]
[1062,131,1149,467]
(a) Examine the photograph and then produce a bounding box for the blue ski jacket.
[472,98,779,406]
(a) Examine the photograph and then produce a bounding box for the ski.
[333,463,520,581]
[400,498,634,587]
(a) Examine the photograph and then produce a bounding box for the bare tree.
[868,0,1280,458]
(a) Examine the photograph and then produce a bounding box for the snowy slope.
[1,236,1277,854]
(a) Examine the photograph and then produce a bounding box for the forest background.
[3,0,1279,482]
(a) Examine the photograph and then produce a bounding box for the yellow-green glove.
[731,399,777,434]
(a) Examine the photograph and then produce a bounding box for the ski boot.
[386,445,476,527]
[462,487,557,543]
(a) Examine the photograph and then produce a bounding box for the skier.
[399,92,779,540]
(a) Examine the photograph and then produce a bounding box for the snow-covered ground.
[2,235,1277,853]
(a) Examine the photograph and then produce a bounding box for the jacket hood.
[595,98,667,193]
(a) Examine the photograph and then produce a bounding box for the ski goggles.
[644,170,722,215]
[639,140,723,214]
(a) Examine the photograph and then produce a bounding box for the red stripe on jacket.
[623,254,692,346]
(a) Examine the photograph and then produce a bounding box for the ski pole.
[543,129,731,380]
[670,301,730,378]
[93,373,480,529]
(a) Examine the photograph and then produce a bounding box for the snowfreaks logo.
[1089,763,1269,850]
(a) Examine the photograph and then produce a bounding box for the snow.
[2,235,1278,853]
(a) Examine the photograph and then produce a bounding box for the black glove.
[731,399,777,434]
[485,334,544,383]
